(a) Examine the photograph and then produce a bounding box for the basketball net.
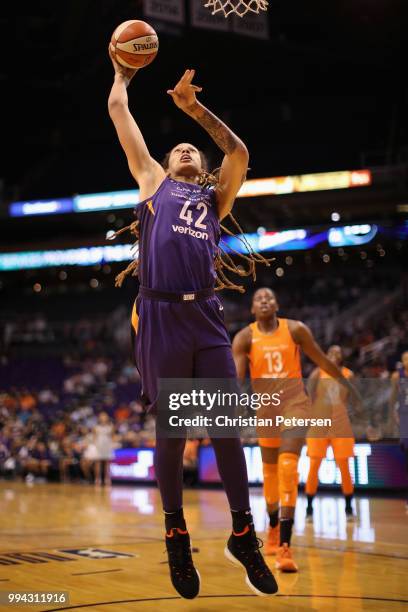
[204,0,269,18]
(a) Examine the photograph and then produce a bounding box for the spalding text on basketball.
[133,42,159,51]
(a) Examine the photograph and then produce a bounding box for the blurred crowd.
[0,355,157,483]
[0,271,406,484]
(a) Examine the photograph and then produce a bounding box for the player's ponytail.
[109,220,140,288]
[216,214,274,292]
[197,167,220,189]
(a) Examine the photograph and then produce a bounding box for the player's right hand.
[109,44,138,83]
[167,69,203,112]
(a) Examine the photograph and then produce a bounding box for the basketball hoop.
[204,0,269,18]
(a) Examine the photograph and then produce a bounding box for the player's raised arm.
[167,69,249,219]
[232,326,252,381]
[108,46,165,196]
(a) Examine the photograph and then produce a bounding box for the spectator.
[80,430,98,483]
[25,441,51,482]
[114,403,131,423]
[93,412,114,487]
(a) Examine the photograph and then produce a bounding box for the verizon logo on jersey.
[172,225,209,240]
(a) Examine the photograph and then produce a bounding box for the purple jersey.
[135,177,220,292]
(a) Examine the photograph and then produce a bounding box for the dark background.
[2,0,407,203]
[0,1,407,300]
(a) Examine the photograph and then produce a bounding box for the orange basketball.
[110,20,159,69]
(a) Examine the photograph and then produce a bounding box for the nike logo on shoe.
[232,525,250,537]
[166,528,188,537]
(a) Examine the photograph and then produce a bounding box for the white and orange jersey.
[315,366,353,399]
[248,318,302,379]
[314,366,353,424]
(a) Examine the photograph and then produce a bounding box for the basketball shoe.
[165,528,200,599]
[345,506,356,522]
[225,524,278,596]
[345,496,355,521]
[275,543,298,572]
[264,525,279,555]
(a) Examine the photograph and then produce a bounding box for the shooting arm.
[185,102,249,219]
[108,63,164,195]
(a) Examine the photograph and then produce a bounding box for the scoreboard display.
[110,443,408,490]
[199,443,408,489]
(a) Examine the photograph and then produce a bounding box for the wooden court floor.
[0,482,407,611]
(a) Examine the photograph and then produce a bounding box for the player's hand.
[167,69,203,112]
[109,44,138,83]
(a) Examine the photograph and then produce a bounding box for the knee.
[278,452,299,494]
[260,445,279,464]
[263,462,278,478]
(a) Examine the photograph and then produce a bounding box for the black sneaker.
[225,525,278,596]
[165,527,200,599]
[345,506,355,522]
[306,506,313,523]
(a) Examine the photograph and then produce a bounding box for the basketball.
[110,20,159,69]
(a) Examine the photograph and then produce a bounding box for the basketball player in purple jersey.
[108,49,277,598]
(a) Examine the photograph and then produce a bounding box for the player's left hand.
[109,44,138,83]
[167,69,203,112]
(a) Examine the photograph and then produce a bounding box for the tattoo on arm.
[187,103,238,155]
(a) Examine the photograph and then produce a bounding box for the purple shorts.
[133,295,236,413]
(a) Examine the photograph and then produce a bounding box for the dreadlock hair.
[110,148,274,291]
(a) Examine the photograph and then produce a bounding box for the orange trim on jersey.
[147,199,155,215]
[312,366,354,428]
[248,318,302,379]
[131,301,139,334]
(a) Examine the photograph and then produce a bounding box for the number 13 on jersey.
[264,351,283,374]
